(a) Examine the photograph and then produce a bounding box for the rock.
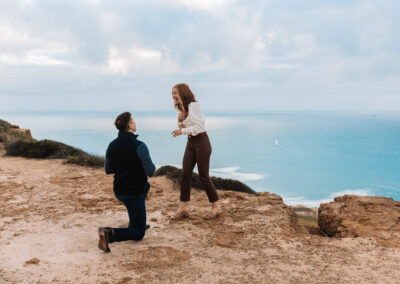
[8,124,32,138]
[24,258,40,265]
[319,195,400,247]
[117,276,133,283]
[13,128,32,139]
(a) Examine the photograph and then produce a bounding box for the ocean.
[2,110,400,207]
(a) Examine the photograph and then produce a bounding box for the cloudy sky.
[1,0,399,112]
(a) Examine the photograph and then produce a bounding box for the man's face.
[128,117,136,133]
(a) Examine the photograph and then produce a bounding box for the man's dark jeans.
[111,183,150,242]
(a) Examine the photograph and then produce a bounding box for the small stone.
[24,258,40,265]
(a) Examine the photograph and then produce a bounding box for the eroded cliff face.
[9,124,32,139]
[319,195,400,247]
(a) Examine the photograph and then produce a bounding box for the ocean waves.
[209,167,265,181]
[283,188,374,207]
[156,164,266,182]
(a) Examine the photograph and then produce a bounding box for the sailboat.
[274,138,279,146]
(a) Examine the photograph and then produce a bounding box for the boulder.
[0,122,32,140]
[319,195,400,247]
[13,128,32,138]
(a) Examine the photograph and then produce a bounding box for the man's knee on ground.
[134,230,146,241]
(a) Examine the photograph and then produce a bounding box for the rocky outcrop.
[319,195,400,247]
[0,119,33,143]
[10,124,32,138]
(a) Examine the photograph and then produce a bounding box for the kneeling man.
[98,111,155,252]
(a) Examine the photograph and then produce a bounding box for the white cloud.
[100,12,121,32]
[0,54,68,66]
[103,46,180,75]
[18,0,33,8]
[0,22,36,49]
[0,21,73,66]
[0,22,72,53]
[1,0,400,111]
[167,0,236,11]
[105,47,129,74]
[102,45,229,75]
[254,38,266,50]
[131,47,162,60]
[188,52,227,73]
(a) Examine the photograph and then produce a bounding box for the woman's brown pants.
[180,133,219,202]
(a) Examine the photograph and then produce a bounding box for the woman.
[171,83,222,220]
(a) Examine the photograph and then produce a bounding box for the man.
[98,112,156,252]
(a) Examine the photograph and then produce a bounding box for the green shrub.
[154,165,256,194]
[64,154,104,167]
[0,119,12,142]
[5,139,104,168]
[0,119,11,133]
[1,130,33,145]
[65,155,80,164]
[6,139,78,158]
[0,119,33,144]
[1,118,104,168]
[297,215,318,228]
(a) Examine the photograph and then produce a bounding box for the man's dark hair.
[115,112,131,131]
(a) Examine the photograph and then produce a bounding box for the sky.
[1,0,400,112]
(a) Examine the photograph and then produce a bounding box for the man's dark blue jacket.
[105,131,155,196]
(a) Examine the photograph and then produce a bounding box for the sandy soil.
[1,144,400,283]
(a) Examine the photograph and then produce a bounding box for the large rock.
[319,195,400,247]
[10,124,32,138]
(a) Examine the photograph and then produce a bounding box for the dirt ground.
[1,144,400,283]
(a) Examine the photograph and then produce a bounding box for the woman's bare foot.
[171,202,189,220]
[204,201,222,220]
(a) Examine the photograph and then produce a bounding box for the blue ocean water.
[2,110,400,207]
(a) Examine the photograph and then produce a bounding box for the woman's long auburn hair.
[173,83,196,112]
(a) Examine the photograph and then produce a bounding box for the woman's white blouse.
[177,102,206,136]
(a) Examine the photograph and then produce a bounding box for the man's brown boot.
[98,227,113,253]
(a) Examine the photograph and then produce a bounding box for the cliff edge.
[319,195,400,248]
[1,143,400,283]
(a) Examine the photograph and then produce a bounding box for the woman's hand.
[172,129,182,137]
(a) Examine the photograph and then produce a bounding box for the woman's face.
[172,87,180,106]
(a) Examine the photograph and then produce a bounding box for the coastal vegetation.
[0,118,104,167]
